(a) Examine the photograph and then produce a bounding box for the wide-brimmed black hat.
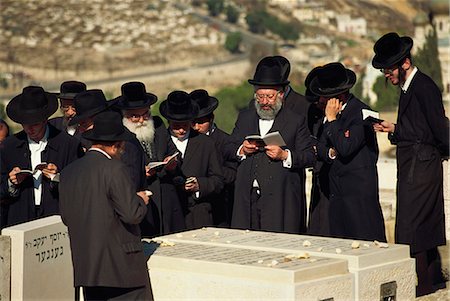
[82,109,133,142]
[304,66,321,102]
[113,81,157,109]
[189,89,218,118]
[58,81,87,100]
[248,56,290,87]
[372,32,413,69]
[309,62,356,97]
[159,90,199,121]
[7,86,58,124]
[69,89,115,126]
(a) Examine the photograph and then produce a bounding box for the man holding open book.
[227,57,315,234]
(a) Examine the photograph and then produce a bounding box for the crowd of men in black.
[0,32,448,299]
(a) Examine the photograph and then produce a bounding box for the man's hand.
[163,155,177,171]
[9,167,22,185]
[184,176,199,192]
[325,98,342,122]
[136,191,150,205]
[145,165,156,177]
[240,140,258,156]
[42,163,58,179]
[373,120,395,133]
[265,145,288,161]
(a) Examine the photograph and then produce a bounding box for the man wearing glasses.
[226,57,315,234]
[372,32,449,296]
[49,81,86,135]
[114,82,184,236]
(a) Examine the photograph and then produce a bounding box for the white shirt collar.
[88,147,112,159]
[401,66,418,93]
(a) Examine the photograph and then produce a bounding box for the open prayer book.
[362,109,383,124]
[15,163,48,182]
[245,131,286,147]
[147,152,179,170]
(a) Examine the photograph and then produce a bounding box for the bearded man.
[226,57,315,234]
[115,82,184,236]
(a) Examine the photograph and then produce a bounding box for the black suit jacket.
[170,131,224,229]
[317,95,385,241]
[227,106,315,233]
[390,70,448,252]
[59,150,149,288]
[0,124,83,227]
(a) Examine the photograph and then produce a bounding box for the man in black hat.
[309,62,386,242]
[160,90,223,229]
[49,80,87,135]
[249,56,310,119]
[191,89,237,226]
[372,32,449,296]
[0,86,83,228]
[115,81,184,236]
[226,57,315,234]
[59,110,152,301]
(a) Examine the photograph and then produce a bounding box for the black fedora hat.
[69,89,116,126]
[159,90,199,121]
[58,81,87,100]
[309,62,356,97]
[189,89,218,118]
[273,55,291,83]
[248,56,290,87]
[113,81,157,109]
[82,109,133,142]
[7,86,58,124]
[304,66,321,102]
[372,32,413,69]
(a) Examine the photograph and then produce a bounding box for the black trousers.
[83,285,153,301]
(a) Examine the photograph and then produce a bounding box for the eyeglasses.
[380,67,398,75]
[126,111,150,121]
[254,90,282,102]
[60,104,76,111]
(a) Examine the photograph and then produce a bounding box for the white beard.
[123,116,155,143]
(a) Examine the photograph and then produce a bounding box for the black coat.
[389,71,448,253]
[307,105,331,236]
[209,126,237,226]
[59,150,149,288]
[170,130,224,229]
[138,116,185,237]
[317,95,385,241]
[227,106,315,234]
[0,124,83,227]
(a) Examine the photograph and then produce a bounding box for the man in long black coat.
[59,110,152,300]
[309,62,386,242]
[227,57,315,234]
[372,32,449,296]
[191,89,237,227]
[1,86,83,228]
[114,81,184,236]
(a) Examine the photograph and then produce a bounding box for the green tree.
[224,32,242,53]
[414,26,444,92]
[206,0,224,17]
[246,10,267,34]
[225,5,240,24]
[0,102,6,120]
[372,75,400,111]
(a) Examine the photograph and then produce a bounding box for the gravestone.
[147,240,353,300]
[1,215,74,301]
[154,227,416,300]
[0,235,11,301]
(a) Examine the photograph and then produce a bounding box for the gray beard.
[123,117,155,144]
[254,97,282,120]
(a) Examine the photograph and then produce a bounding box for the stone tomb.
[147,240,353,300]
[1,215,74,301]
[155,228,416,300]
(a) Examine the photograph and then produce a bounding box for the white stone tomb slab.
[156,227,416,301]
[146,240,353,301]
[1,215,74,301]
